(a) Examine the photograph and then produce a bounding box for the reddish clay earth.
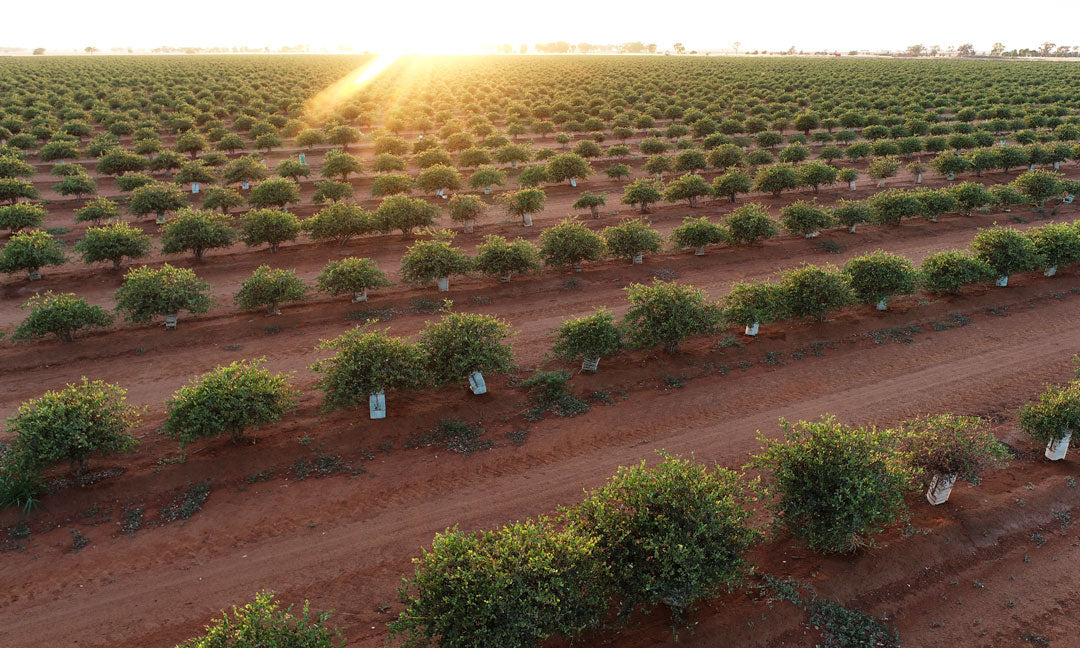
[3,146,1080,647]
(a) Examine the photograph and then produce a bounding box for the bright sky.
[4,0,1080,54]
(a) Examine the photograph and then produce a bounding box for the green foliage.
[571,456,759,618]
[551,307,622,361]
[545,152,592,184]
[375,194,440,237]
[868,189,921,225]
[115,173,155,192]
[947,181,995,216]
[475,234,540,280]
[1012,169,1065,210]
[11,291,112,342]
[712,168,753,202]
[54,174,96,197]
[500,187,546,223]
[830,199,872,229]
[75,220,152,269]
[177,591,343,648]
[726,203,778,245]
[390,518,608,648]
[239,208,301,253]
[0,202,46,232]
[602,217,663,261]
[918,250,995,295]
[1027,222,1080,269]
[371,173,414,197]
[899,414,1010,483]
[753,163,801,196]
[663,172,711,207]
[312,326,427,406]
[315,257,391,299]
[114,263,212,323]
[234,266,306,314]
[248,177,301,209]
[2,378,140,483]
[538,218,606,270]
[420,311,514,383]
[128,181,188,220]
[400,230,472,286]
[1019,380,1080,444]
[622,279,722,353]
[446,193,486,224]
[779,200,833,237]
[0,229,66,277]
[842,251,917,305]
[670,216,728,253]
[971,225,1043,276]
[468,165,506,191]
[572,191,607,217]
[276,157,311,181]
[797,161,838,193]
[723,280,787,327]
[778,264,853,320]
[620,178,664,213]
[866,155,901,181]
[312,180,354,204]
[74,196,120,223]
[161,208,236,260]
[0,177,40,205]
[303,203,372,245]
[416,164,463,194]
[221,155,269,186]
[95,148,146,176]
[516,165,549,187]
[163,359,299,448]
[749,416,912,553]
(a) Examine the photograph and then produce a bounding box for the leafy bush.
[75,221,152,269]
[538,218,606,270]
[475,234,540,281]
[400,229,472,286]
[918,250,995,294]
[163,359,299,448]
[622,280,721,352]
[0,202,46,232]
[670,216,728,254]
[115,264,213,323]
[160,208,236,260]
[500,187,546,225]
[303,203,373,245]
[1018,382,1080,444]
[1012,169,1064,211]
[868,189,921,225]
[0,229,66,278]
[128,181,188,221]
[375,194,440,237]
[551,307,622,362]
[779,200,833,237]
[2,378,140,484]
[971,226,1043,277]
[601,217,663,262]
[778,264,853,319]
[177,591,343,648]
[1026,222,1080,270]
[419,311,514,384]
[74,196,121,224]
[753,163,801,196]
[315,257,391,301]
[312,326,427,408]
[239,209,301,253]
[842,251,917,306]
[234,266,307,315]
[712,168,753,202]
[248,177,301,209]
[723,280,787,327]
[572,191,607,217]
[830,199,872,231]
[620,178,663,213]
[446,193,485,226]
[11,291,112,342]
[900,414,1010,483]
[748,417,912,553]
[662,172,711,207]
[947,181,995,216]
[726,203,778,245]
[913,188,958,222]
[390,518,607,648]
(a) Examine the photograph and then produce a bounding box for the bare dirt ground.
[3,150,1080,647]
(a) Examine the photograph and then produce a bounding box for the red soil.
[3,152,1080,647]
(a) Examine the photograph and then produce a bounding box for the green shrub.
[0,229,66,279]
[75,221,152,269]
[748,417,912,553]
[74,196,121,224]
[1012,169,1064,212]
[620,178,663,213]
[842,251,917,306]
[312,326,427,409]
[726,203,778,245]
[115,264,213,324]
[913,188,958,222]
[239,209,301,253]
[779,200,833,237]
[303,203,373,245]
[670,216,728,254]
[0,202,46,232]
[947,181,995,216]
[900,414,1010,483]
[177,591,343,648]
[723,280,787,327]
[400,229,472,286]
[601,217,663,262]
[753,163,800,196]
[572,191,607,217]
[163,359,299,448]
[234,265,307,315]
[420,311,514,384]
[499,187,545,225]
[572,456,759,620]
[474,234,540,281]
[1026,222,1080,270]
[778,264,853,320]
[551,307,622,362]
[712,168,753,202]
[622,280,722,353]
[918,250,995,294]
[390,518,607,648]
[662,172,712,207]
[11,291,112,342]
[1019,382,1080,444]
[315,257,391,301]
[375,194,440,237]
[160,208,236,260]
[538,218,606,270]
[868,189,921,225]
[248,177,300,209]
[830,199,872,231]
[971,226,1043,277]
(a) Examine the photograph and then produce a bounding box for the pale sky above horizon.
[5,0,1080,55]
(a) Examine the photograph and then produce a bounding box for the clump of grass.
[816,239,843,254]
[408,419,492,456]
[759,575,900,648]
[290,454,344,480]
[120,507,144,535]
[662,375,684,388]
[519,370,589,420]
[160,483,211,522]
[70,529,90,553]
